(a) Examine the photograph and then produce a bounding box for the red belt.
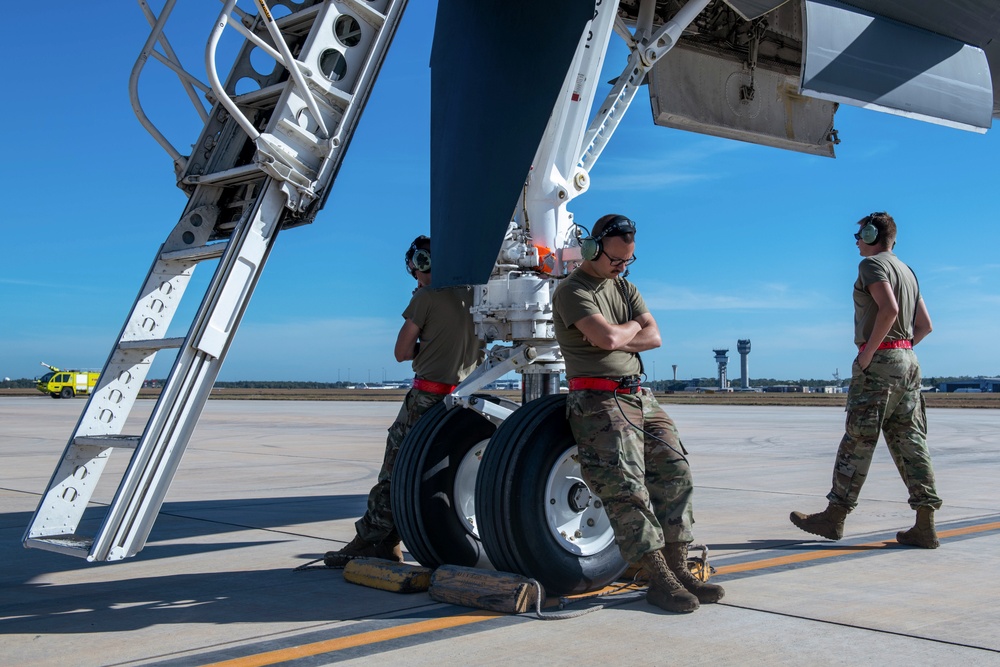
[859,340,913,352]
[412,378,457,394]
[568,377,639,393]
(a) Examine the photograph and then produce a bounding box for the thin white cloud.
[0,277,96,290]
[593,170,714,191]
[589,139,747,192]
[640,281,831,311]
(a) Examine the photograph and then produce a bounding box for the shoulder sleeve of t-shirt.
[554,280,600,328]
[402,289,432,328]
[858,257,889,287]
[626,281,649,317]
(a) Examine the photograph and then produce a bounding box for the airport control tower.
[737,339,751,389]
[713,348,729,390]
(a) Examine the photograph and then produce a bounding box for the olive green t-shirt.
[404,286,482,384]
[552,268,648,379]
[853,251,921,345]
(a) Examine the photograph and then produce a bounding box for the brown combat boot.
[789,503,849,540]
[640,550,700,613]
[896,507,940,549]
[323,534,404,567]
[661,543,725,604]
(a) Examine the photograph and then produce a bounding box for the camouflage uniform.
[826,249,941,511]
[554,268,696,564]
[828,349,941,511]
[355,387,444,542]
[567,388,694,562]
[352,285,482,544]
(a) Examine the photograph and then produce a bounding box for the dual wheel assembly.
[391,394,626,595]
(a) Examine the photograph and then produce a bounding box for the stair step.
[24,535,94,557]
[182,163,264,187]
[74,435,141,450]
[161,242,228,263]
[117,337,185,352]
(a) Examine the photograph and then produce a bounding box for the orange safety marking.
[199,610,500,667]
[716,520,1000,576]
[201,520,1000,666]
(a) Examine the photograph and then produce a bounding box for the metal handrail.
[253,0,328,138]
[129,0,186,169]
[206,0,332,147]
[138,0,210,124]
[206,0,262,143]
[133,0,334,183]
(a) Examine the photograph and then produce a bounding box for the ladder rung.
[24,535,94,558]
[161,242,228,263]
[231,82,284,109]
[182,163,264,187]
[118,337,185,352]
[274,3,322,33]
[74,435,141,450]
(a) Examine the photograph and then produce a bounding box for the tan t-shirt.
[553,268,647,379]
[404,286,482,384]
[853,251,920,345]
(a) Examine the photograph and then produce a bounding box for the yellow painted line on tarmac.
[716,520,1000,576]
[201,520,1000,666]
[199,610,501,667]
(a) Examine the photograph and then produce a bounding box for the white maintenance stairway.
[23,0,408,561]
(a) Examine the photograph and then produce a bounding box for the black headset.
[580,215,637,261]
[405,235,431,277]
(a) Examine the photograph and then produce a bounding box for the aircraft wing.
[430,0,1000,287]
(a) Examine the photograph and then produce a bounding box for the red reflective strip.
[568,377,636,393]
[859,340,913,352]
[412,378,457,394]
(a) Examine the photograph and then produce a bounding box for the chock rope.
[294,557,650,620]
[528,578,647,620]
[293,557,336,571]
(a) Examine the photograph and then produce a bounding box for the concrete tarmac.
[2,397,999,666]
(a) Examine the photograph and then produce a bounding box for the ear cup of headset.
[411,248,432,273]
[580,236,600,261]
[860,222,878,244]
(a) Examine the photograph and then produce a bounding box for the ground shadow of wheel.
[391,395,515,569]
[475,393,627,595]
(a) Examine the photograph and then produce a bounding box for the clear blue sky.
[3,3,999,384]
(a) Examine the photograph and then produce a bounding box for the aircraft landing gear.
[475,394,626,595]
[391,395,516,569]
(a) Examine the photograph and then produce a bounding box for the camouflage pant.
[827,349,942,511]
[355,387,445,542]
[567,387,694,562]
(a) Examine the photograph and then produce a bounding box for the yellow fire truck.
[35,363,100,399]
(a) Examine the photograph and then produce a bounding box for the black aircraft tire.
[391,395,512,569]
[476,393,627,596]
